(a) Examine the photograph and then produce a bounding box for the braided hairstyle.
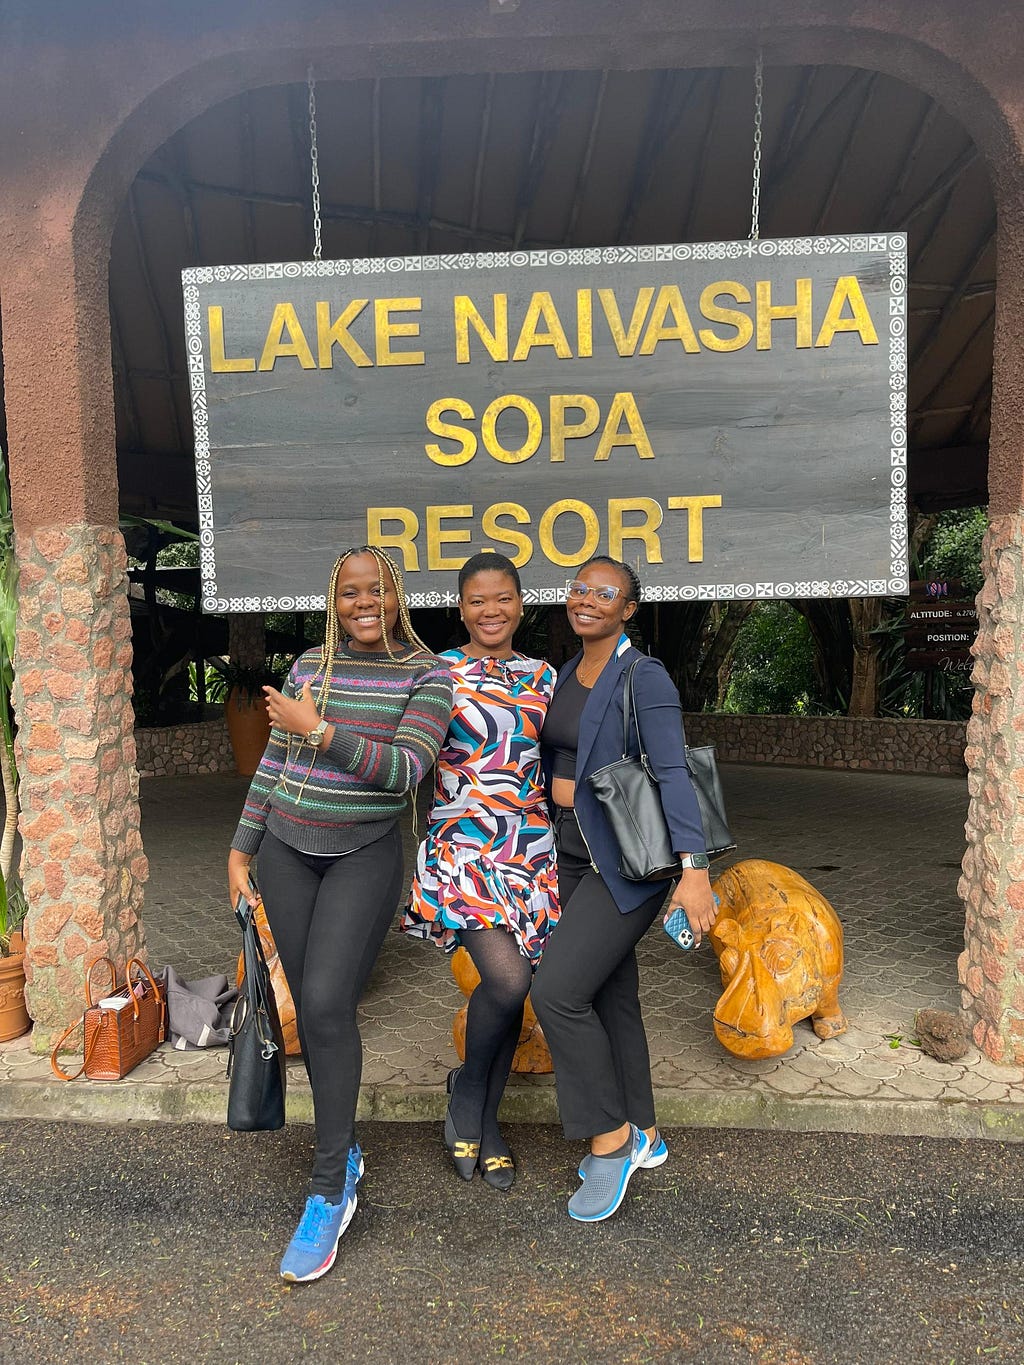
[313,545,430,708]
[282,545,430,804]
[578,554,642,605]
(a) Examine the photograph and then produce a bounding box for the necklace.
[577,652,612,687]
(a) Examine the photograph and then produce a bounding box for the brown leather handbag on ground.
[235,898,301,1056]
[50,957,167,1081]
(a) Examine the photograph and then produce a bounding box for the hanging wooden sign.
[183,234,908,612]
[904,578,978,672]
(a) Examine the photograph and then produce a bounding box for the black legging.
[449,928,532,1145]
[531,807,665,1140]
[256,825,403,1197]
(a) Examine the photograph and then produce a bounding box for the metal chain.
[749,49,764,242]
[307,66,323,260]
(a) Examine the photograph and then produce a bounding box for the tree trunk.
[0,736,17,883]
[848,597,884,717]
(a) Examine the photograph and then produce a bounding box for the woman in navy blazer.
[531,555,717,1223]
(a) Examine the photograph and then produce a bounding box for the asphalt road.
[1,1120,1023,1364]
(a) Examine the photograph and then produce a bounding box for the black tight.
[256,826,403,1197]
[448,928,532,1149]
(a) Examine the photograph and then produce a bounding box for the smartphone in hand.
[664,906,695,951]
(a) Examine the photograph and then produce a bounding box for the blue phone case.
[664,906,695,951]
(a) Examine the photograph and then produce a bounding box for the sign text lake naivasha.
[183,236,908,610]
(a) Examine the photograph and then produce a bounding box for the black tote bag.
[588,661,736,882]
[226,893,286,1132]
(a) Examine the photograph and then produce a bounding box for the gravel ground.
[2,1120,1024,1364]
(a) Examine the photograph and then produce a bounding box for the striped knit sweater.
[230,642,454,857]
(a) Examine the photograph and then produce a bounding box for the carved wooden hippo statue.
[709,859,847,1059]
[451,946,552,1073]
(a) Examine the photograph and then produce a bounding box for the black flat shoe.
[479,1150,516,1192]
[444,1068,480,1181]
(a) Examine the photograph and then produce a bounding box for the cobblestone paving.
[8,764,1024,1133]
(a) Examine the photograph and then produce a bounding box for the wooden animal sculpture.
[709,859,847,1059]
[451,947,552,1073]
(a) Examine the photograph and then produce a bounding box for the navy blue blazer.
[542,634,707,914]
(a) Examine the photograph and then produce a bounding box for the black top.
[540,670,589,780]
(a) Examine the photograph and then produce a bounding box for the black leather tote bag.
[226,892,286,1131]
[588,661,735,882]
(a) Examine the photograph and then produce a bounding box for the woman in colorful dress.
[402,551,559,1191]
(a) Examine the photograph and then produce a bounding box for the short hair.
[458,550,522,597]
[578,554,642,604]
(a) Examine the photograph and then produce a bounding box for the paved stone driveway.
[96,761,1021,1136]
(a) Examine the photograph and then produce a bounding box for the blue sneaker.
[579,1129,667,1178]
[280,1145,364,1282]
[567,1125,649,1223]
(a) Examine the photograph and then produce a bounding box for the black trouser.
[256,826,403,1197]
[531,808,665,1140]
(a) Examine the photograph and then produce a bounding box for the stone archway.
[1,2,1023,1051]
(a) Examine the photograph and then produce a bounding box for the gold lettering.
[454,294,509,364]
[667,495,724,562]
[258,303,315,371]
[756,278,812,350]
[594,392,655,461]
[538,500,600,568]
[815,275,880,347]
[374,297,424,366]
[549,395,601,462]
[208,306,256,372]
[316,299,372,368]
[608,498,664,563]
[366,507,420,571]
[576,289,593,358]
[698,282,754,352]
[481,503,534,566]
[425,398,478,466]
[597,288,654,357]
[639,286,700,355]
[481,395,543,464]
[427,505,473,571]
[512,292,572,361]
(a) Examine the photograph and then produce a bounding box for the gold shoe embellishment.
[453,1140,480,1160]
[481,1155,514,1171]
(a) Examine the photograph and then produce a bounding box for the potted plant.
[0,448,30,1040]
[213,659,282,776]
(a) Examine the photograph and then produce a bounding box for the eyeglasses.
[566,580,624,603]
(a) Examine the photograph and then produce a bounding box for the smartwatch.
[302,720,329,748]
[679,852,711,871]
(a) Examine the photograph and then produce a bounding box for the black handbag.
[588,660,735,882]
[226,893,286,1132]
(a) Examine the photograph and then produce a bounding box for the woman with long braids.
[402,551,558,1191]
[227,546,453,1281]
[531,554,717,1223]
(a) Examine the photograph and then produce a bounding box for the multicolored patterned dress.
[401,648,560,964]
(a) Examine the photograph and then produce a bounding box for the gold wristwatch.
[302,720,328,747]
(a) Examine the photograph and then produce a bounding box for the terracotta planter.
[0,929,30,1043]
[225,687,271,777]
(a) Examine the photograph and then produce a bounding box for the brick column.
[14,527,148,1036]
[1,208,149,1046]
[958,171,1024,1061]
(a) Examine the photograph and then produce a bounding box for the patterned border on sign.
[184,234,910,609]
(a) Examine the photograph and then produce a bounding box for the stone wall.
[683,713,967,777]
[135,719,235,778]
[133,713,967,779]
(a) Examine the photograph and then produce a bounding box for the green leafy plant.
[209,658,284,706]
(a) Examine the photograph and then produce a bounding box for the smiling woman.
[225,544,453,1282]
[402,550,559,1191]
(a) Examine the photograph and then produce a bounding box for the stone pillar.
[14,528,147,1037]
[0,211,149,1046]
[958,169,1024,1061]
